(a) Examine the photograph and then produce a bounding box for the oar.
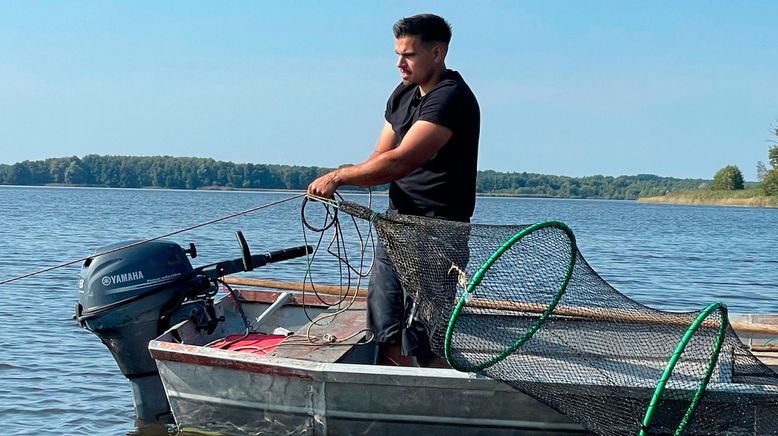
[223,277,367,297]
[223,277,778,338]
[467,299,778,336]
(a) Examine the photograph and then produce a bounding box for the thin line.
[0,193,306,286]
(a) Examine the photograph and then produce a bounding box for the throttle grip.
[264,245,313,263]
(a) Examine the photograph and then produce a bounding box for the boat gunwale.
[148,337,778,396]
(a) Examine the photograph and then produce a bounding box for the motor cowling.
[78,240,197,313]
[76,240,211,422]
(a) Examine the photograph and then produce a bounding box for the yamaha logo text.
[101,271,145,286]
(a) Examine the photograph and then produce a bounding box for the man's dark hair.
[393,14,452,44]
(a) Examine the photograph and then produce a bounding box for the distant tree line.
[474,170,703,199]
[0,154,708,200]
[0,155,328,190]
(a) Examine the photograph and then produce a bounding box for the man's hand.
[307,170,341,198]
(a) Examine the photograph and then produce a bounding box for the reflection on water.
[0,186,776,435]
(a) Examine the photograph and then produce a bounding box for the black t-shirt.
[384,70,480,222]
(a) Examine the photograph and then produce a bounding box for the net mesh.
[339,201,778,436]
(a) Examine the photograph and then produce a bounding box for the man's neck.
[418,66,447,96]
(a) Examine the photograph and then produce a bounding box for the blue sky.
[1,1,776,180]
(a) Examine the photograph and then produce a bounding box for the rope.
[298,193,376,344]
[0,193,306,286]
[205,192,378,350]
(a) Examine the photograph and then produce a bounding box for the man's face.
[394,36,439,87]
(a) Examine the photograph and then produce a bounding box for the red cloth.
[210,333,287,354]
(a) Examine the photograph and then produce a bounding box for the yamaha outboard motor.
[75,233,311,423]
[76,240,207,422]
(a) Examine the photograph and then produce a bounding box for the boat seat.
[270,302,368,363]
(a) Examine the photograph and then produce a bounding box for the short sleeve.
[417,80,459,129]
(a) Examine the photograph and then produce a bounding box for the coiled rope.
[297,193,376,343]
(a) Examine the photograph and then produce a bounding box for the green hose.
[444,220,577,371]
[639,302,729,436]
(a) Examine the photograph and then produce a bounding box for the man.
[308,14,480,366]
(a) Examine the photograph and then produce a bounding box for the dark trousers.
[366,242,435,359]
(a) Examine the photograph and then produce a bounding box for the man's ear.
[432,44,447,63]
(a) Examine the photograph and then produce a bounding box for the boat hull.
[152,340,588,435]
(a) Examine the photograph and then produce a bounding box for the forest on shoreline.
[0,155,708,200]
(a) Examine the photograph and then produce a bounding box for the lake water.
[1,186,777,435]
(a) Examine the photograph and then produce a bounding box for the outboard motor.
[76,240,208,422]
[75,233,311,423]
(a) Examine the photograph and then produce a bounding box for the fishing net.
[338,200,778,436]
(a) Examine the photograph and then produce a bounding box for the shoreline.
[638,195,778,208]
[0,183,628,201]
[5,183,776,208]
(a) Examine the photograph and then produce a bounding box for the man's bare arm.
[307,120,452,197]
[366,121,398,161]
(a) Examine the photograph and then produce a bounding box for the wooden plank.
[234,288,362,308]
[270,307,367,363]
[751,351,778,373]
